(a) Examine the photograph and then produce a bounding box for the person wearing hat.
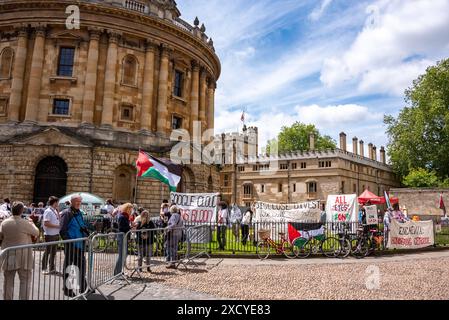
[165,205,184,269]
[0,201,40,300]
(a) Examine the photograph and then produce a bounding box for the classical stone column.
[81,29,101,126]
[156,45,170,134]
[24,27,46,124]
[207,79,216,132]
[140,40,156,133]
[100,32,119,128]
[189,61,200,136]
[199,68,207,130]
[8,27,28,123]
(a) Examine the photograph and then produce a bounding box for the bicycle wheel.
[256,241,270,260]
[281,241,297,259]
[91,234,106,253]
[353,237,370,259]
[338,238,351,258]
[294,238,311,258]
[321,237,341,258]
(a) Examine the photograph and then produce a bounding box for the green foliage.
[265,122,336,154]
[402,168,440,188]
[384,59,449,181]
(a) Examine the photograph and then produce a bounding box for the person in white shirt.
[0,198,11,213]
[41,196,61,275]
[217,202,229,250]
[241,209,253,246]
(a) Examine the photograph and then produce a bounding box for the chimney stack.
[368,143,373,160]
[352,137,358,155]
[372,145,377,161]
[339,132,347,151]
[380,146,386,164]
[359,140,364,157]
[309,133,315,151]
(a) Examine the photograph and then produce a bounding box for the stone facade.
[219,131,401,207]
[0,0,220,214]
[390,188,449,217]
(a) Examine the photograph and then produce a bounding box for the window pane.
[174,71,183,97]
[53,99,70,115]
[57,47,75,77]
[123,56,137,85]
[0,48,13,78]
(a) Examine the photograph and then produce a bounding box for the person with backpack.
[217,201,229,251]
[59,194,90,297]
[165,205,184,269]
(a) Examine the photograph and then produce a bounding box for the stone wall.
[390,188,449,217]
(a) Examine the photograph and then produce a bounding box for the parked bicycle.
[256,229,299,260]
[295,225,342,258]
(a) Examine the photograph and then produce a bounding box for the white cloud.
[320,0,449,96]
[309,0,333,21]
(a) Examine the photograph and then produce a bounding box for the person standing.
[135,210,155,272]
[0,202,40,300]
[241,209,253,246]
[0,198,11,213]
[230,204,242,242]
[41,196,61,275]
[114,203,132,275]
[165,205,184,269]
[59,195,90,298]
[217,202,229,251]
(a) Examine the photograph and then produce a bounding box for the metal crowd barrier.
[85,232,129,300]
[0,238,90,300]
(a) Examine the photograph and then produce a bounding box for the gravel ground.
[140,257,449,300]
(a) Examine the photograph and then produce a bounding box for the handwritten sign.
[170,192,219,223]
[387,219,434,249]
[365,205,378,225]
[326,194,358,222]
[254,201,321,223]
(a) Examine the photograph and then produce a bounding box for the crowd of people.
[0,195,188,300]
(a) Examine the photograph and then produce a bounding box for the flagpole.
[134,147,141,204]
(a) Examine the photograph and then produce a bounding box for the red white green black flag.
[136,151,182,192]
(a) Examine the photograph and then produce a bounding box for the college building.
[0,0,220,213]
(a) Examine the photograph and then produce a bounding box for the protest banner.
[254,201,321,223]
[365,205,378,225]
[326,194,358,222]
[387,219,434,249]
[170,192,219,223]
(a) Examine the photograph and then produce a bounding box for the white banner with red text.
[387,219,434,249]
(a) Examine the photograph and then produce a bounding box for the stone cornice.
[0,0,221,79]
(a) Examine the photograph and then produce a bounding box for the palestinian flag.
[136,151,182,192]
[288,222,325,246]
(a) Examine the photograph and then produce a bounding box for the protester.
[135,210,155,272]
[165,205,184,269]
[26,203,36,215]
[114,203,132,275]
[60,194,90,297]
[41,196,61,275]
[217,201,229,251]
[0,202,40,300]
[0,198,11,213]
[241,208,253,245]
[230,204,242,242]
[391,203,408,223]
[383,209,392,248]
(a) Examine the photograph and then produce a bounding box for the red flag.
[439,194,446,213]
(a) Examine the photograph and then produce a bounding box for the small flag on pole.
[241,111,245,122]
[439,194,446,215]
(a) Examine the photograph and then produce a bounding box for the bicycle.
[333,223,353,258]
[295,225,342,258]
[256,229,299,260]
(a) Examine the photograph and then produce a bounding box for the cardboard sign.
[326,194,358,222]
[170,192,219,223]
[365,205,378,225]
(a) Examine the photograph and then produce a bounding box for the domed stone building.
[0,0,220,213]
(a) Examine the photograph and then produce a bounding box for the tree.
[265,122,336,154]
[384,58,449,181]
[402,168,440,188]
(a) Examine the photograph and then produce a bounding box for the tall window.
[174,70,184,97]
[172,116,182,129]
[279,163,288,170]
[307,182,317,193]
[0,48,13,79]
[291,163,297,170]
[52,99,70,115]
[278,183,283,193]
[0,98,8,116]
[301,162,307,169]
[122,55,137,85]
[261,184,265,193]
[223,174,229,187]
[57,47,75,77]
[238,166,245,172]
[244,184,252,196]
[293,183,296,193]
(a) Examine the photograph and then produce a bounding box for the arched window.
[0,48,14,79]
[122,55,138,86]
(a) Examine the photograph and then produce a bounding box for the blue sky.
[177,0,449,153]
